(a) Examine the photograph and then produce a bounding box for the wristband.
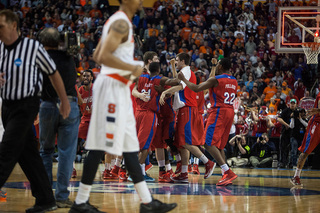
[212,63,217,67]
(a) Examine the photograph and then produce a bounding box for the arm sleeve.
[299,118,308,127]
[35,43,56,75]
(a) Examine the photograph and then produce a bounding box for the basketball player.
[159,53,215,183]
[69,0,177,212]
[178,58,238,186]
[291,92,320,186]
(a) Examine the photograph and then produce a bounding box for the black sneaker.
[140,199,177,213]
[69,201,106,213]
[56,198,73,208]
[25,202,57,213]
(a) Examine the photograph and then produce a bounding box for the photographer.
[227,135,251,167]
[38,28,80,208]
[249,133,276,168]
[289,108,308,168]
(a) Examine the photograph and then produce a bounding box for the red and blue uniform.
[174,66,204,148]
[205,73,238,149]
[299,93,320,154]
[152,95,176,150]
[136,74,161,150]
[78,85,93,139]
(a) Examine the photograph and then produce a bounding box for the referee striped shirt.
[0,37,56,100]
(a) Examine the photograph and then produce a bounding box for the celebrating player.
[178,58,238,186]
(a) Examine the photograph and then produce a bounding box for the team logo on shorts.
[14,58,22,67]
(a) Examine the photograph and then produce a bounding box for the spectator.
[249,133,276,168]
[289,108,308,168]
[263,80,277,103]
[271,70,283,87]
[277,99,298,168]
[294,79,307,100]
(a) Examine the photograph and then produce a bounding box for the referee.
[0,9,70,213]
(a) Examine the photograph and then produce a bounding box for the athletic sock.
[181,165,188,173]
[194,157,199,165]
[158,160,165,167]
[294,168,302,177]
[199,154,209,164]
[111,159,116,168]
[135,181,152,204]
[165,164,172,171]
[115,158,122,167]
[140,164,146,176]
[105,163,111,170]
[75,182,92,204]
[220,164,229,175]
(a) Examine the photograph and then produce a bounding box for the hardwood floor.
[1,163,320,212]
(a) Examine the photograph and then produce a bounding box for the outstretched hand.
[170,59,176,65]
[159,91,171,106]
[307,108,320,117]
[211,58,217,65]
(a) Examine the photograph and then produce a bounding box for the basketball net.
[302,41,320,64]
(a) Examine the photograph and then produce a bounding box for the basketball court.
[1,3,320,213]
[1,163,320,212]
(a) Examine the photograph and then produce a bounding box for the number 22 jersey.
[209,73,238,109]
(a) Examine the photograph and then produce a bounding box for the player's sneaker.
[290,176,303,186]
[144,173,155,182]
[167,169,176,178]
[119,168,128,181]
[204,161,216,179]
[111,165,120,177]
[192,164,200,175]
[140,199,177,213]
[71,168,77,178]
[69,201,105,213]
[171,172,188,183]
[158,171,174,183]
[145,163,153,172]
[216,169,237,186]
[0,190,6,200]
[188,164,192,173]
[102,169,111,179]
[175,161,181,174]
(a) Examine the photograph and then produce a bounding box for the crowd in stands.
[6,0,320,169]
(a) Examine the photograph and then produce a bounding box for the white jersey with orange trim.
[100,11,143,76]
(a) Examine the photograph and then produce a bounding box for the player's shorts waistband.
[106,73,129,85]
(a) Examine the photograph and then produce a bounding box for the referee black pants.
[0,97,55,205]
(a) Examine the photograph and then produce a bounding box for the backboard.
[275,6,320,54]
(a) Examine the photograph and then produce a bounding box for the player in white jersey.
[69,1,177,213]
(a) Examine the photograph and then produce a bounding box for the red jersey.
[209,74,238,109]
[196,90,205,114]
[173,66,198,110]
[257,114,268,133]
[160,86,175,119]
[130,83,137,116]
[78,85,93,120]
[313,93,320,122]
[271,121,282,137]
[136,74,161,113]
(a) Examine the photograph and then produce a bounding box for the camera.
[258,136,263,141]
[236,137,242,142]
[293,108,305,118]
[61,32,81,56]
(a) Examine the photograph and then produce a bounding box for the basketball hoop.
[302,42,320,64]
